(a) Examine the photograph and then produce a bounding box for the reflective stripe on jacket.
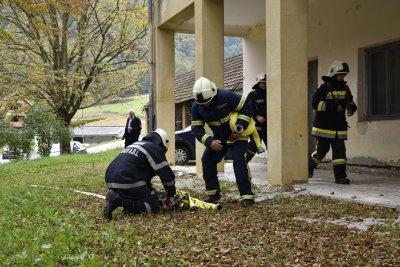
[191,89,253,147]
[311,76,357,140]
[105,141,176,197]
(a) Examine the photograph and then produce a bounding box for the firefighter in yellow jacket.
[308,61,357,184]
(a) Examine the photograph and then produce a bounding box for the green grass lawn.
[73,95,149,127]
[82,95,148,117]
[0,151,399,266]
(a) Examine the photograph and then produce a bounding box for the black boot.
[103,190,122,219]
[203,193,221,203]
[241,199,255,208]
[308,156,318,178]
[257,148,265,154]
[308,167,314,178]
[335,177,350,184]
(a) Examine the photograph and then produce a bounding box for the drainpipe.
[148,0,155,131]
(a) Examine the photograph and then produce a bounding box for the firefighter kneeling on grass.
[103,128,176,219]
[191,77,256,208]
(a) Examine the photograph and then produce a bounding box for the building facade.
[174,54,243,130]
[151,0,400,185]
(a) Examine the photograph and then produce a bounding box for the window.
[366,41,400,120]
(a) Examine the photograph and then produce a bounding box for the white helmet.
[193,77,217,105]
[252,73,267,89]
[154,128,170,152]
[327,61,349,77]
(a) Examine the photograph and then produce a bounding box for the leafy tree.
[224,37,242,58]
[175,33,195,75]
[175,33,243,75]
[0,122,33,160]
[0,0,148,153]
[24,106,70,157]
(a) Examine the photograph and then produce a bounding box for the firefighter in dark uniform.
[103,128,176,219]
[246,73,267,162]
[191,77,256,208]
[308,61,357,184]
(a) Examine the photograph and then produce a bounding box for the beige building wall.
[157,0,194,29]
[238,0,400,167]
[154,0,400,168]
[243,25,266,96]
[308,0,400,166]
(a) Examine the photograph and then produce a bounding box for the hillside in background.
[72,95,149,128]
[87,36,242,126]
[175,34,243,75]
[121,34,242,96]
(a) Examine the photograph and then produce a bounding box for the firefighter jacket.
[105,140,176,198]
[191,89,253,146]
[311,76,357,140]
[247,87,266,126]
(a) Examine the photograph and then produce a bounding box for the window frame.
[366,40,400,121]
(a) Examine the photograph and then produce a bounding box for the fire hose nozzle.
[234,124,243,134]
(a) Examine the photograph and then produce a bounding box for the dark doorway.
[308,60,318,154]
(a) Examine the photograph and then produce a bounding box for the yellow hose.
[229,111,262,150]
[176,190,222,211]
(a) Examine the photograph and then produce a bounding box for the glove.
[163,196,175,208]
[228,124,243,141]
[227,133,238,141]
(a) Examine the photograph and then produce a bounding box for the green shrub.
[24,107,70,157]
[0,122,33,160]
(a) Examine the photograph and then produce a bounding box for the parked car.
[71,141,87,154]
[47,141,88,155]
[174,126,232,165]
[2,147,22,160]
[175,126,196,165]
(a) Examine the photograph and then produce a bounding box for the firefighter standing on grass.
[191,77,256,208]
[308,61,357,184]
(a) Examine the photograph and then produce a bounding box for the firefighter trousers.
[246,123,267,162]
[309,137,347,179]
[114,185,161,214]
[202,140,255,200]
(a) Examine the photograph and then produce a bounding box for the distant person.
[104,128,176,219]
[246,73,267,162]
[123,109,141,148]
[308,61,357,184]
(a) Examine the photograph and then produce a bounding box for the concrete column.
[266,0,308,185]
[181,105,187,128]
[194,0,224,175]
[243,25,266,96]
[155,28,175,164]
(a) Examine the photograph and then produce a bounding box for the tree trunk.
[60,135,71,154]
[59,115,73,154]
